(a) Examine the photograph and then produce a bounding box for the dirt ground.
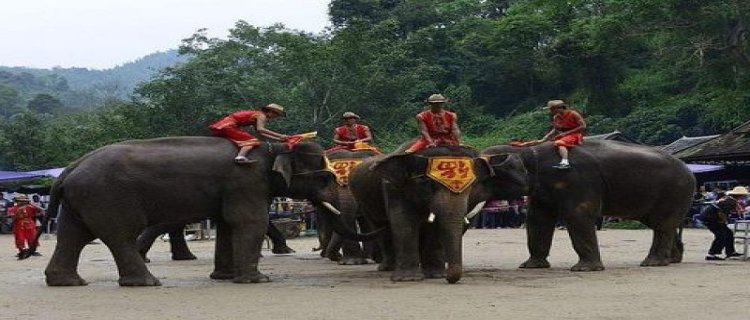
[0,228,747,320]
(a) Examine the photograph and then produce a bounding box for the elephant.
[476,139,695,271]
[44,137,378,286]
[136,220,295,263]
[349,145,493,283]
[316,148,380,265]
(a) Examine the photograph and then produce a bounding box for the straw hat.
[726,186,749,196]
[341,112,360,119]
[426,94,447,103]
[543,100,567,110]
[14,195,30,202]
[261,103,286,117]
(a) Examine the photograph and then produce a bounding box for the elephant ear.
[474,157,496,179]
[369,153,412,184]
[484,153,527,176]
[272,153,293,188]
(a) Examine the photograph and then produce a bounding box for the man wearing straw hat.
[328,111,380,154]
[535,99,586,169]
[209,103,291,164]
[7,195,45,260]
[699,187,747,260]
[405,93,461,153]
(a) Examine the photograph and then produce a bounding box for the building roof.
[586,130,642,144]
[660,135,720,154]
[675,120,750,161]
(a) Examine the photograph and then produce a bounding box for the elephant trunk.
[433,191,468,284]
[313,199,385,242]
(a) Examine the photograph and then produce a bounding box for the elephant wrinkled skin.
[349,146,493,283]
[44,138,372,286]
[476,140,694,271]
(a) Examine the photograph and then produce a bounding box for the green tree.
[27,93,64,114]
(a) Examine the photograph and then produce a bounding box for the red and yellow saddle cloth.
[426,156,476,193]
[329,158,364,186]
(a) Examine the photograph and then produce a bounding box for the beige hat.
[726,186,749,196]
[261,103,286,117]
[426,94,447,103]
[14,195,30,202]
[342,112,360,119]
[543,100,566,110]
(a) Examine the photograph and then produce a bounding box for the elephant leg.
[337,235,368,265]
[136,225,170,263]
[210,220,234,279]
[388,198,423,282]
[315,213,339,260]
[45,210,95,286]
[519,202,555,269]
[169,227,197,260]
[639,218,678,266]
[225,202,269,284]
[267,222,295,254]
[376,230,395,271]
[565,210,604,272]
[420,222,445,279]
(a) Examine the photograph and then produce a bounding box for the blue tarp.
[0,171,46,183]
[686,164,724,173]
[25,168,65,178]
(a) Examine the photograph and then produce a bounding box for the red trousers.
[406,135,459,153]
[554,133,583,148]
[211,127,261,148]
[13,226,37,250]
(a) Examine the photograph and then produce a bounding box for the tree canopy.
[0,0,748,170]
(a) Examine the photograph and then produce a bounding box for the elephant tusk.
[465,201,487,219]
[464,217,470,225]
[427,212,436,223]
[321,202,342,215]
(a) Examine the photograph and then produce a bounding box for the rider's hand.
[280,134,291,140]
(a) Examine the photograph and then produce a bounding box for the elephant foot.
[118,274,161,286]
[272,246,296,254]
[209,270,234,280]
[390,269,424,282]
[422,268,446,279]
[446,265,462,284]
[570,261,605,272]
[339,257,369,265]
[377,262,395,271]
[640,257,670,267]
[519,258,551,269]
[172,253,197,261]
[233,272,270,284]
[45,273,88,286]
[326,251,343,262]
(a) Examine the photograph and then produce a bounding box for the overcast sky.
[0,0,330,69]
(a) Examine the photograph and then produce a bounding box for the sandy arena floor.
[0,228,747,320]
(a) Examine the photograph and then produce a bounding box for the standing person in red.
[405,93,461,153]
[328,112,379,153]
[536,99,586,169]
[7,195,44,260]
[209,103,290,164]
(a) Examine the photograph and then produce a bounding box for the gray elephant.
[476,140,695,271]
[44,138,377,286]
[317,148,380,265]
[349,145,493,283]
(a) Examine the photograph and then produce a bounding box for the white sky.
[0,0,331,69]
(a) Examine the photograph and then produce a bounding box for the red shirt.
[8,205,41,230]
[553,110,583,131]
[417,110,456,137]
[334,124,369,142]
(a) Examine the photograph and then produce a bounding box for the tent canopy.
[686,164,724,173]
[0,171,46,183]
